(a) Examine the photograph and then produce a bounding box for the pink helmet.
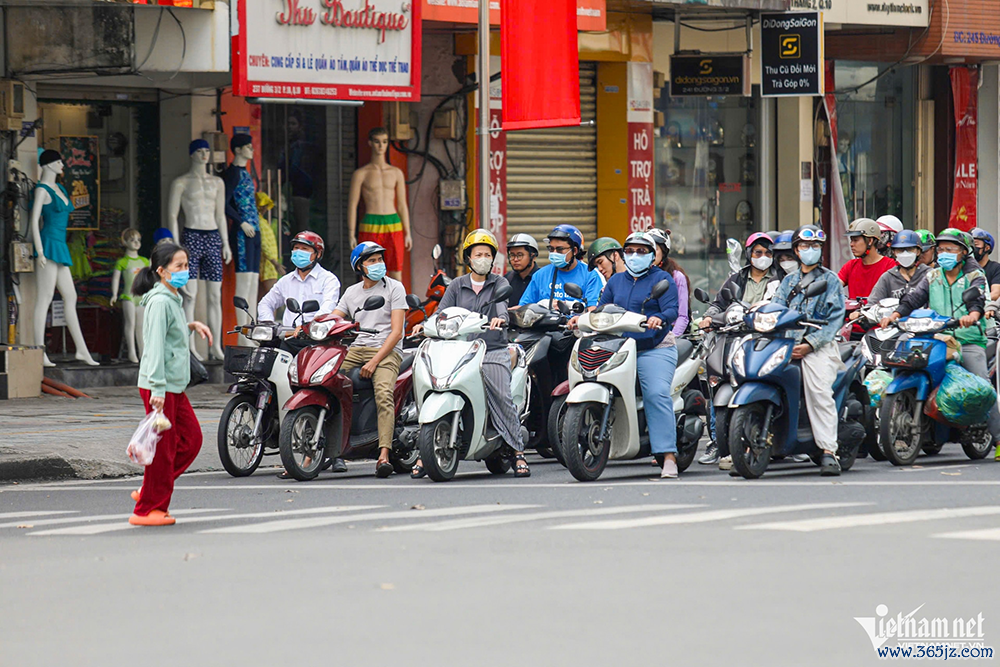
[745,232,774,250]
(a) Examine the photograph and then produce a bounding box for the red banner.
[627,63,654,233]
[422,0,606,32]
[948,66,978,231]
[501,0,580,131]
[484,87,508,274]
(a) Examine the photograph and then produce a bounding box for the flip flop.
[514,454,531,478]
[410,464,427,479]
[128,510,175,527]
[277,470,293,480]
[376,461,394,478]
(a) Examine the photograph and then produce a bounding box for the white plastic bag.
[126,410,171,466]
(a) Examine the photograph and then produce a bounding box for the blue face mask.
[365,262,387,281]
[291,249,313,269]
[549,252,569,269]
[937,252,959,271]
[624,252,654,276]
[167,269,189,290]
[798,247,822,267]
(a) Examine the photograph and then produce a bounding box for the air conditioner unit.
[0,80,25,132]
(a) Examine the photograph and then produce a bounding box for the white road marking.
[377,504,703,532]
[933,527,1000,541]
[737,506,1000,532]
[0,510,77,520]
[29,506,384,536]
[550,503,871,530]
[2,508,226,531]
[203,504,541,535]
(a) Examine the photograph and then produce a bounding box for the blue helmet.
[350,241,386,274]
[771,230,794,252]
[972,228,995,253]
[547,224,585,258]
[890,229,922,250]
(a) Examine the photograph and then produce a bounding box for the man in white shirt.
[257,231,341,332]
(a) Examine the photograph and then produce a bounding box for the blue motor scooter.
[878,291,995,466]
[727,281,870,479]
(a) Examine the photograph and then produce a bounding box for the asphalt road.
[2,450,1000,667]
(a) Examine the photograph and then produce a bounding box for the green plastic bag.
[864,369,892,407]
[936,362,997,427]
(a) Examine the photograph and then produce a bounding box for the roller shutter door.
[505,62,597,259]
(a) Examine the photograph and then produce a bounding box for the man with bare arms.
[348,127,412,282]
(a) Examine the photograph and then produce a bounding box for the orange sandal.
[128,510,175,526]
[130,488,142,502]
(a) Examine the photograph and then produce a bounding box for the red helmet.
[291,231,325,258]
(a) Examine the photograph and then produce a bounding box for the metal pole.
[477,0,491,230]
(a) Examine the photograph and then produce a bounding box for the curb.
[0,457,77,483]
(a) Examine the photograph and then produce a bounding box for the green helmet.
[587,237,623,269]
[935,228,973,254]
[915,229,936,252]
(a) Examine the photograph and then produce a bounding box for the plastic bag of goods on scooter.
[126,410,172,466]
[863,369,892,407]
[933,362,997,427]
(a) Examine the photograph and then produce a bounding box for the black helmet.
[791,225,827,247]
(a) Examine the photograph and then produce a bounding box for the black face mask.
[975,248,989,262]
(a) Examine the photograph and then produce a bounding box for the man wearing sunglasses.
[517,224,602,310]
[771,225,847,476]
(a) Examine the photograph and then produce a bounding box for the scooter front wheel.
[729,403,772,479]
[880,391,922,466]
[218,394,266,477]
[560,402,611,482]
[961,426,993,460]
[418,415,460,482]
[279,406,328,481]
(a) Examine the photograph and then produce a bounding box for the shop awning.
[648,0,789,10]
[422,0,607,32]
[98,0,216,7]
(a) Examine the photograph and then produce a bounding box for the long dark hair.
[133,242,188,297]
[662,256,692,298]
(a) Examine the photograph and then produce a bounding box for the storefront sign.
[233,0,421,102]
[482,72,507,274]
[948,67,978,232]
[59,136,100,231]
[670,54,750,97]
[790,0,929,27]
[103,1,216,7]
[422,0,606,32]
[760,11,824,97]
[627,62,654,234]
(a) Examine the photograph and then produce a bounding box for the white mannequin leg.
[181,279,203,361]
[235,272,259,346]
[54,265,98,366]
[32,259,59,367]
[204,280,224,360]
[122,300,139,363]
[135,305,145,359]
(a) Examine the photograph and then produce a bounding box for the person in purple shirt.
[647,228,691,337]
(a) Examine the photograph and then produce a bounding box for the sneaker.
[330,458,348,473]
[698,443,720,465]
[718,455,733,471]
[661,457,678,479]
[820,453,842,477]
[790,453,811,463]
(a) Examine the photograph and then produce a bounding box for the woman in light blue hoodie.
[130,241,212,527]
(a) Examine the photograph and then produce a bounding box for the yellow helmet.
[462,229,499,259]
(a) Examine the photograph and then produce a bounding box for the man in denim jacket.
[771,225,847,476]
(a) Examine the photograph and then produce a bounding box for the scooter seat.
[346,366,374,392]
[987,339,997,362]
[400,352,415,373]
[675,338,694,364]
[839,343,856,363]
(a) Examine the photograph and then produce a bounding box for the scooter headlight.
[900,317,938,333]
[570,347,580,373]
[598,350,629,374]
[752,311,779,333]
[436,315,462,339]
[731,345,746,377]
[759,346,788,376]
[252,325,276,341]
[309,357,339,385]
[512,307,543,329]
[309,320,333,341]
[289,361,299,385]
[725,305,746,325]
[590,311,623,330]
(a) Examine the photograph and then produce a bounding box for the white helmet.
[506,233,539,256]
[876,215,904,234]
[646,227,671,253]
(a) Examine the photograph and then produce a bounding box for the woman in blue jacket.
[597,231,680,478]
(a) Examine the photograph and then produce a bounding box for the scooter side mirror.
[405,294,422,309]
[572,302,585,314]
[962,287,982,308]
[650,279,671,301]
[362,295,386,311]
[556,300,570,315]
[302,300,321,314]
[719,286,734,302]
[803,281,826,299]
[564,283,584,300]
[693,287,711,304]
[491,283,512,304]
[233,296,250,311]
[432,244,442,260]
[285,298,302,314]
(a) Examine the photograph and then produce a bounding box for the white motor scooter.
[559,279,678,481]
[413,285,529,482]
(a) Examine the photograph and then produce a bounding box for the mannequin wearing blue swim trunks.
[168,139,232,360]
[223,134,260,345]
[29,149,99,367]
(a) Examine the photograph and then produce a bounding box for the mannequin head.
[230,134,254,163]
[190,139,211,165]
[368,127,389,160]
[121,228,142,253]
[39,149,64,177]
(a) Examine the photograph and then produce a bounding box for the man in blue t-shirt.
[518,224,603,309]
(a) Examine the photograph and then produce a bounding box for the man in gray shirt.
[333,242,407,477]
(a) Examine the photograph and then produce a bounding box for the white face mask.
[751,256,773,271]
[895,251,917,268]
[469,256,494,276]
[779,259,798,273]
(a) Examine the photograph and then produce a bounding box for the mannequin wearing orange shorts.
[348,127,412,282]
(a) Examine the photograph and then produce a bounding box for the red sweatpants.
[136,390,203,516]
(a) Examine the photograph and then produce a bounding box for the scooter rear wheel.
[560,402,610,482]
[728,404,772,479]
[418,416,460,482]
[279,406,328,481]
[880,391,922,466]
[218,394,266,477]
[548,395,568,467]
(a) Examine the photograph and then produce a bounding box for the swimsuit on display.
[226,167,261,274]
[35,183,74,266]
[115,255,150,303]
[182,228,224,282]
[359,213,404,272]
